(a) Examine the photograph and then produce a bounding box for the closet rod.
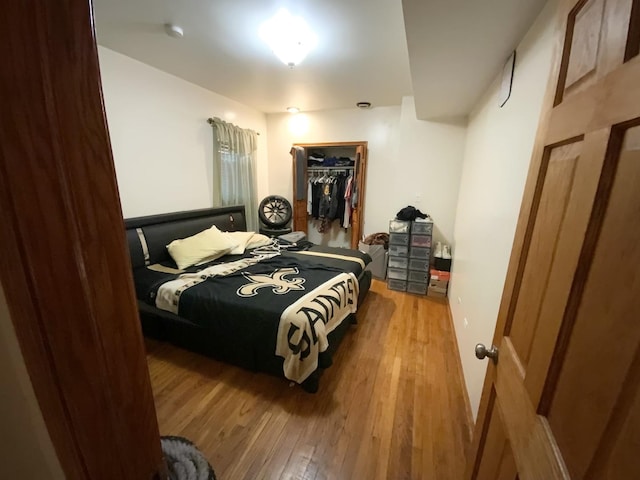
[307,166,354,171]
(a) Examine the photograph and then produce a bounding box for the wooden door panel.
[627,0,640,60]
[476,393,517,480]
[524,129,610,400]
[557,0,634,103]
[293,200,308,233]
[495,340,567,480]
[351,144,367,249]
[0,0,165,477]
[549,56,640,143]
[495,443,518,480]
[292,147,308,234]
[563,0,605,90]
[509,140,583,365]
[545,122,640,479]
[469,0,640,477]
[587,380,640,479]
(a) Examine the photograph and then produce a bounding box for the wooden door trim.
[0,1,165,478]
[292,141,368,249]
[464,2,567,477]
[292,146,308,234]
[293,141,368,148]
[351,144,368,249]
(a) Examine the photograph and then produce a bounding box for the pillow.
[167,226,237,269]
[246,233,273,250]
[225,231,256,255]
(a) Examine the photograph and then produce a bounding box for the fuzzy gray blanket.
[160,436,216,480]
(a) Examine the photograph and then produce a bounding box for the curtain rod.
[207,117,260,136]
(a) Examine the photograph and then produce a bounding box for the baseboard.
[446,299,474,438]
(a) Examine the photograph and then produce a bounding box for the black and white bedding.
[134,246,370,384]
[125,206,373,391]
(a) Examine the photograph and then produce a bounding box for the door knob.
[475,343,498,362]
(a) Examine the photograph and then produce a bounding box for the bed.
[124,206,372,392]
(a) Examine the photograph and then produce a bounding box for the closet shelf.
[307,166,354,171]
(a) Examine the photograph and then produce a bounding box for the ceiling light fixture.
[164,24,184,39]
[286,106,300,114]
[356,102,372,109]
[259,9,317,68]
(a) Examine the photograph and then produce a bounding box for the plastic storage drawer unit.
[389,219,411,234]
[388,256,409,269]
[410,246,431,259]
[389,245,409,257]
[407,282,428,294]
[411,221,434,236]
[388,278,407,291]
[410,234,432,248]
[409,258,429,271]
[389,233,409,246]
[408,270,429,283]
[387,267,408,280]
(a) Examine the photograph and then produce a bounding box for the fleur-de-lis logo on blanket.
[236,267,306,297]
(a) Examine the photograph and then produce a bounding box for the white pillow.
[167,226,237,269]
[246,233,273,250]
[225,231,256,255]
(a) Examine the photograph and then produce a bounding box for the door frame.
[0,0,165,478]
[292,141,368,249]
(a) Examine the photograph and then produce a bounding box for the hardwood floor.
[146,279,472,479]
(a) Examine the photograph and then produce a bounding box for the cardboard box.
[430,269,451,281]
[428,268,449,297]
[429,278,449,289]
[427,286,447,298]
[359,242,388,280]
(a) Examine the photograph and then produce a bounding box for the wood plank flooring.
[146,279,472,479]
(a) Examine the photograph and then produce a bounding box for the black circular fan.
[258,195,292,228]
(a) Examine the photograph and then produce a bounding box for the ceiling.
[94,0,548,118]
[403,0,548,120]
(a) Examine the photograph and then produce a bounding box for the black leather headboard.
[124,206,247,269]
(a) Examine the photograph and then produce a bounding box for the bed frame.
[124,205,371,392]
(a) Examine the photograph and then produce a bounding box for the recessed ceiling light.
[286,106,300,114]
[356,102,372,109]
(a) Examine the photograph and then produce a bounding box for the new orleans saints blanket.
[144,248,369,383]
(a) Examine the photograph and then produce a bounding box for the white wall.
[449,0,558,419]
[397,97,466,245]
[266,97,466,245]
[0,285,64,479]
[98,47,269,219]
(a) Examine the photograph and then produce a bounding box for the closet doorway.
[291,142,367,249]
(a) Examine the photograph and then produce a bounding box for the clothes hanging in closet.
[343,175,353,228]
[308,171,353,233]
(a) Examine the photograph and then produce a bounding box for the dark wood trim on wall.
[0,0,165,478]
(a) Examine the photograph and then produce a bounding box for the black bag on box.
[396,206,428,221]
